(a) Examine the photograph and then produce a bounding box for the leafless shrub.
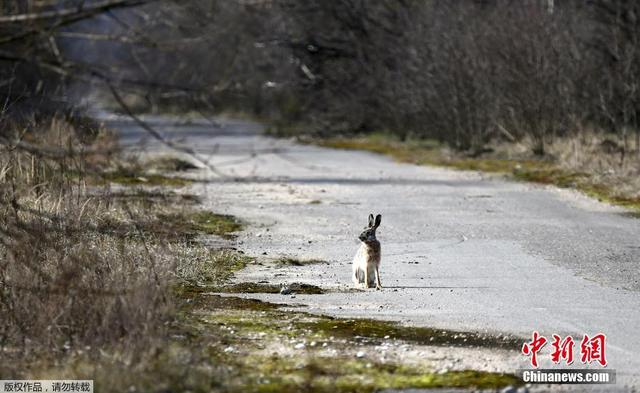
[103,0,636,159]
[3,0,640,159]
[0,116,174,376]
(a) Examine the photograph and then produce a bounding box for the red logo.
[551,334,575,365]
[580,334,607,367]
[522,331,547,368]
[522,332,607,368]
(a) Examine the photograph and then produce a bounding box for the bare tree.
[591,0,640,159]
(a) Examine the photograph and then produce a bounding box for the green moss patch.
[167,290,521,393]
[99,211,243,243]
[159,210,244,239]
[145,156,199,172]
[176,291,279,311]
[295,316,520,350]
[32,288,522,393]
[240,360,521,393]
[103,170,193,187]
[275,257,329,267]
[188,211,244,238]
[176,249,254,287]
[103,189,201,206]
[215,282,324,295]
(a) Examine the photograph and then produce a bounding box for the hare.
[352,213,382,289]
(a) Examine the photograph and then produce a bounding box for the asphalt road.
[105,113,640,391]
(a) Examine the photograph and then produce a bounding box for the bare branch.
[0,0,156,46]
[106,82,228,178]
[0,0,150,23]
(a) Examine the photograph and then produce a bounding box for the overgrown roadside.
[313,132,640,215]
[1,116,524,392]
[0,114,248,390]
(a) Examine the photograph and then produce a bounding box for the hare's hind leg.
[374,266,382,290]
[353,266,364,288]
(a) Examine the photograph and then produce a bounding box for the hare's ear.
[373,214,382,229]
[368,214,375,228]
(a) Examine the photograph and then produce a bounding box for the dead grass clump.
[0,115,175,377]
[145,155,199,172]
[0,116,118,194]
[1,208,174,350]
[542,133,640,197]
[157,211,245,240]
[175,248,253,286]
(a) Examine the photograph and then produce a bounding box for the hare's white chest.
[366,242,381,266]
[352,242,381,281]
[353,242,380,263]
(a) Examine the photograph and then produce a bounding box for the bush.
[0,116,173,375]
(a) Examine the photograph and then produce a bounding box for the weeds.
[175,249,253,287]
[185,211,244,238]
[159,211,245,240]
[0,116,178,378]
[0,115,241,383]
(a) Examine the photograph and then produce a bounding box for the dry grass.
[0,116,172,376]
[0,114,261,389]
[158,211,245,240]
[0,115,227,381]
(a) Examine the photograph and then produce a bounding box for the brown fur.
[352,214,382,289]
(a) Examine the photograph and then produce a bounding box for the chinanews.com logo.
[518,331,615,384]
